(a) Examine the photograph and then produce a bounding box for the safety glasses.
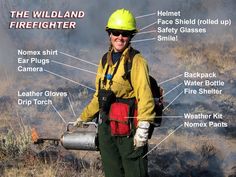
[110,30,132,37]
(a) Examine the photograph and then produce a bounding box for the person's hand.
[73,117,83,127]
[134,121,150,148]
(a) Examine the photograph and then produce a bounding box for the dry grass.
[0,113,103,177]
[0,31,235,176]
[173,39,236,76]
[149,133,236,177]
[3,163,57,177]
[0,68,16,96]
[0,120,31,160]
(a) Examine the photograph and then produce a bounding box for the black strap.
[102,53,108,68]
[102,63,109,86]
[102,54,122,88]
[101,47,140,70]
[101,47,140,88]
[122,48,140,89]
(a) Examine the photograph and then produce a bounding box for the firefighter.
[74,8,155,177]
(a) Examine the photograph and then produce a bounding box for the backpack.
[101,47,163,131]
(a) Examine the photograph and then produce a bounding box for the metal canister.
[61,122,98,151]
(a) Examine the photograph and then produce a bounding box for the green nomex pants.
[98,122,149,177]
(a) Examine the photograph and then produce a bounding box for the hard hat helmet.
[106,8,137,32]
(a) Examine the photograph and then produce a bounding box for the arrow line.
[136,30,157,35]
[160,83,183,98]
[139,21,157,31]
[44,69,96,92]
[163,91,183,112]
[59,51,98,67]
[136,12,156,19]
[126,116,184,119]
[51,104,67,124]
[143,124,183,158]
[68,95,76,117]
[132,37,156,43]
[159,74,183,85]
[51,60,97,75]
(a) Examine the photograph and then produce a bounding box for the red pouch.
[109,102,131,136]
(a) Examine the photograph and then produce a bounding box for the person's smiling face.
[110,30,131,52]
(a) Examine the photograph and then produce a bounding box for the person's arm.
[131,54,155,148]
[131,54,155,122]
[78,59,103,122]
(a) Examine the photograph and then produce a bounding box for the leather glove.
[73,117,83,127]
[134,121,150,148]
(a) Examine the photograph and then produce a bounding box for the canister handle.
[67,122,98,132]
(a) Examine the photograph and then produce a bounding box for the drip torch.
[32,122,99,151]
